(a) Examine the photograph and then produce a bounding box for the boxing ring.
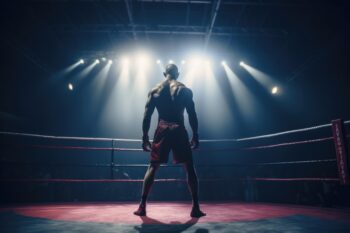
[0,119,350,232]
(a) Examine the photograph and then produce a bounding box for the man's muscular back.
[150,79,190,124]
[142,64,198,151]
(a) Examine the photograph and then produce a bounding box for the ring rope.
[247,158,336,165]
[240,136,334,150]
[197,136,334,152]
[15,145,142,151]
[0,131,141,142]
[0,177,340,183]
[0,159,336,168]
[5,136,334,152]
[0,119,348,143]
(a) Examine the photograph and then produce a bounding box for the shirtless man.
[134,63,206,218]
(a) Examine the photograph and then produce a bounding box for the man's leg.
[183,161,206,218]
[134,163,160,216]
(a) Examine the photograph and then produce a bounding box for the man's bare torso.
[150,79,190,124]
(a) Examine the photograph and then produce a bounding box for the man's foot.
[190,207,206,218]
[133,205,146,216]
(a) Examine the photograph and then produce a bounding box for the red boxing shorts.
[151,120,193,164]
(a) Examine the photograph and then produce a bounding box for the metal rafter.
[204,0,221,49]
[29,0,326,7]
[135,0,330,7]
[51,24,288,38]
[124,0,137,40]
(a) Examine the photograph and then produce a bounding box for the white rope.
[236,122,332,142]
[199,138,237,142]
[201,122,333,142]
[0,131,142,142]
[0,119,348,143]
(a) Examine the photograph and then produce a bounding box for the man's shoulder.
[175,81,186,87]
[148,83,163,97]
[149,80,192,96]
[178,82,192,92]
[177,84,193,99]
[174,81,191,91]
[150,83,161,91]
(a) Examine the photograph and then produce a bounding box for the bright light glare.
[221,60,226,66]
[168,60,174,64]
[271,86,279,95]
[156,59,161,64]
[223,65,255,120]
[62,60,83,74]
[188,57,202,66]
[108,59,113,64]
[239,61,245,66]
[181,60,186,65]
[121,57,129,66]
[241,63,276,91]
[101,57,106,62]
[200,62,233,135]
[136,53,151,69]
[95,59,100,64]
[68,83,73,91]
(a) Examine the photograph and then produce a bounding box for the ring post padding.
[331,119,349,185]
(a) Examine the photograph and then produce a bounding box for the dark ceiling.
[2,0,347,72]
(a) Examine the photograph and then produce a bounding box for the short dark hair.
[164,64,179,78]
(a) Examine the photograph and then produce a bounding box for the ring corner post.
[331,119,349,185]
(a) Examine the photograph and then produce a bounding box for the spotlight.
[108,59,113,64]
[221,60,226,66]
[95,59,100,64]
[271,86,279,95]
[156,59,161,64]
[181,60,186,65]
[168,60,174,64]
[79,59,84,64]
[239,61,245,66]
[68,83,74,91]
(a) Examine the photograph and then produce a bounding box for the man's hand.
[142,135,152,152]
[190,133,199,150]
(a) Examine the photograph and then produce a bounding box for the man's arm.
[142,91,156,141]
[185,89,199,148]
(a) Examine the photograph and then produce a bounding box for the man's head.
[163,64,179,80]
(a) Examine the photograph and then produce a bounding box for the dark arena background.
[1,0,350,232]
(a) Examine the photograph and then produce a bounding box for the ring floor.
[1,202,350,233]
